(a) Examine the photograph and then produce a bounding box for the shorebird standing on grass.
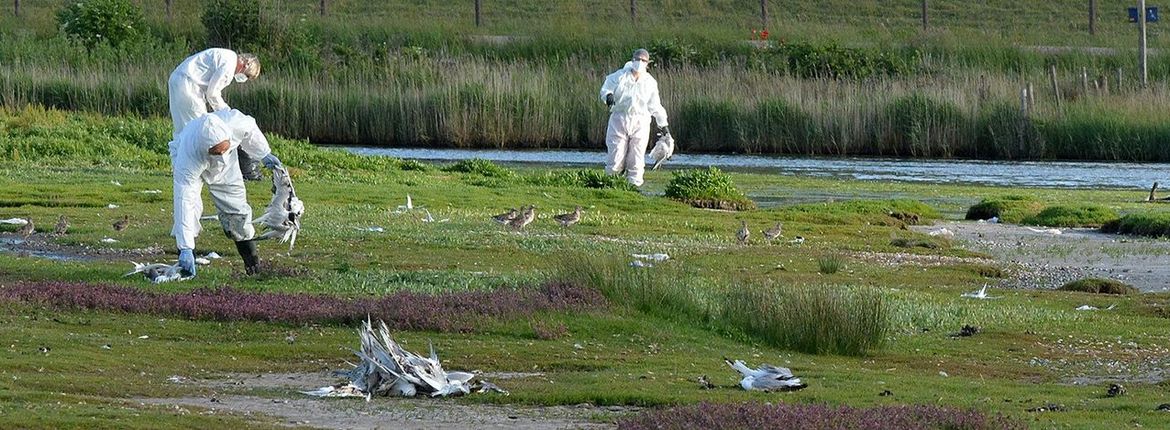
[736,220,750,245]
[508,205,535,230]
[112,215,129,232]
[492,208,518,224]
[17,217,34,237]
[762,222,783,241]
[54,215,69,236]
[553,206,582,228]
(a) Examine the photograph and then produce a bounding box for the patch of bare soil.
[912,221,1170,293]
[137,372,620,430]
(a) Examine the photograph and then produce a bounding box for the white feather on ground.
[253,166,304,251]
[724,358,807,391]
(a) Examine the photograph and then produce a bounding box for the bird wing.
[0,218,29,226]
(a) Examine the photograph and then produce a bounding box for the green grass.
[1023,204,1119,228]
[1102,211,1170,237]
[664,167,755,210]
[964,195,1046,223]
[1059,278,1140,295]
[2,108,1170,427]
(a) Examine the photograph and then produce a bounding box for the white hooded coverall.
[170,110,272,251]
[599,61,669,187]
[168,48,240,139]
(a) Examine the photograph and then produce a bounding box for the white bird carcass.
[961,285,999,299]
[648,132,675,170]
[305,319,493,400]
[253,166,304,251]
[0,218,29,226]
[724,358,807,392]
[124,261,189,284]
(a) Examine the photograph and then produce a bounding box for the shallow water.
[0,237,94,262]
[341,147,1170,189]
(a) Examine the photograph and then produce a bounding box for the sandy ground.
[912,221,1170,293]
[136,372,620,430]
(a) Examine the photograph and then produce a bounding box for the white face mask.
[632,60,648,73]
[234,73,248,83]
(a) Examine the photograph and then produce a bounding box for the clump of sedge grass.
[1022,204,1118,228]
[1059,278,1138,295]
[964,195,1044,223]
[817,254,846,274]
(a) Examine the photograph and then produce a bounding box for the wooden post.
[475,0,481,27]
[13,0,19,17]
[1140,0,1149,87]
[319,0,326,16]
[760,0,768,29]
[1116,67,1124,90]
[165,0,172,21]
[630,0,637,23]
[1027,82,1035,112]
[921,0,928,29]
[1089,0,1097,35]
[1049,65,1062,109]
[1149,182,1159,201]
[1020,87,1029,116]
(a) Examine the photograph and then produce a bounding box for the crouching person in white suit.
[170,109,282,277]
[598,48,671,187]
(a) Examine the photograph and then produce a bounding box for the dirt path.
[913,221,1170,293]
[137,372,618,430]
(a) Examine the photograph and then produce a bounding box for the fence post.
[1020,87,1029,116]
[921,0,928,29]
[13,0,19,17]
[1139,0,1149,87]
[760,0,768,29]
[1116,67,1124,90]
[1081,67,1089,94]
[319,0,326,16]
[475,0,481,27]
[1089,0,1097,35]
[1027,82,1035,112]
[630,0,637,23]
[165,0,172,21]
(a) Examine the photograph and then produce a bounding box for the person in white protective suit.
[169,49,262,179]
[598,48,671,187]
[170,109,282,277]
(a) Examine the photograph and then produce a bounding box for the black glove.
[605,93,615,107]
[658,125,671,136]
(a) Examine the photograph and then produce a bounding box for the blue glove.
[261,153,282,169]
[178,248,196,277]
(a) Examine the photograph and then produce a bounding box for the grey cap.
[632,48,650,61]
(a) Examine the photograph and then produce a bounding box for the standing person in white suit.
[170,109,282,277]
[169,48,262,178]
[598,48,671,187]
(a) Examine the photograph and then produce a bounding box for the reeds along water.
[6,49,1170,160]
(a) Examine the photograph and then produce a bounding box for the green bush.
[56,0,145,51]
[442,158,516,178]
[202,0,264,50]
[818,255,846,274]
[525,169,637,191]
[1059,278,1138,295]
[664,167,755,211]
[1100,211,1170,237]
[964,195,1044,223]
[1023,204,1118,228]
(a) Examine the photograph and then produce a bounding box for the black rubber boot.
[235,239,261,275]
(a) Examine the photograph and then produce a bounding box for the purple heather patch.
[617,402,1025,430]
[0,280,606,331]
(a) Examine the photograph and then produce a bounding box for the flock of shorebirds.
[0,214,129,238]
[490,205,582,230]
[736,220,791,245]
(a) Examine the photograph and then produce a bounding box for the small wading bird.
[724,358,807,392]
[17,217,34,237]
[508,205,535,230]
[553,206,582,228]
[762,222,783,241]
[737,220,750,245]
[492,208,518,224]
[54,215,69,236]
[112,215,129,232]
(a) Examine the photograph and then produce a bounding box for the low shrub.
[525,169,637,191]
[664,167,755,211]
[817,255,846,274]
[442,158,516,178]
[618,402,1025,430]
[1023,204,1118,228]
[1059,278,1139,295]
[964,195,1044,223]
[1100,211,1170,237]
[57,0,145,51]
